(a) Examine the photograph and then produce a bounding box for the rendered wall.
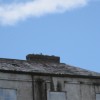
[0,72,33,100]
[52,77,100,100]
[33,76,100,100]
[0,72,100,100]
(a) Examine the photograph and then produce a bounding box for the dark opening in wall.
[35,78,47,100]
[57,81,62,92]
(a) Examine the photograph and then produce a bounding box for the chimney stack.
[26,54,60,63]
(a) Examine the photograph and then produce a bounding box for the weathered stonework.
[0,54,100,100]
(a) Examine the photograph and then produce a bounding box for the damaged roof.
[0,54,100,78]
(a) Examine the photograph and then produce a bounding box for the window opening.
[0,88,17,100]
[47,92,66,100]
[96,94,100,100]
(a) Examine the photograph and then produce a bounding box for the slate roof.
[0,55,100,78]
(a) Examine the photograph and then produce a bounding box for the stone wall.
[33,76,100,100]
[0,72,33,100]
[0,72,100,100]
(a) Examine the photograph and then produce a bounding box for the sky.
[0,0,100,72]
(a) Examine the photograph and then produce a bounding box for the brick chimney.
[26,54,60,63]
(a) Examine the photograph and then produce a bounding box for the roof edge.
[0,69,100,79]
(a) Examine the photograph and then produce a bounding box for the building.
[0,54,100,100]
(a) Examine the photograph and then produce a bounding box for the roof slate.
[0,58,100,77]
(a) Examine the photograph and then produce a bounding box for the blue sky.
[0,0,100,72]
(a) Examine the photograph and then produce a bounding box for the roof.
[0,54,100,78]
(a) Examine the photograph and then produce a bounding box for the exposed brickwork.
[26,54,60,63]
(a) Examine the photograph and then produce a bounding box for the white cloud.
[0,0,88,25]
